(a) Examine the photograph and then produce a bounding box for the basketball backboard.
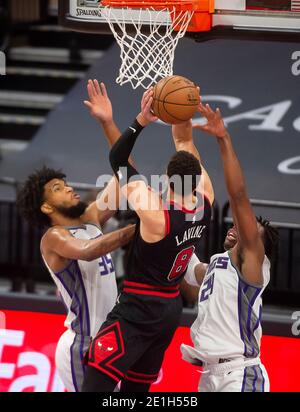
[59,0,300,41]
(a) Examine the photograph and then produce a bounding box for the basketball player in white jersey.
[180,103,279,392]
[17,80,135,392]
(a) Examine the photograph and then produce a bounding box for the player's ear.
[41,202,53,216]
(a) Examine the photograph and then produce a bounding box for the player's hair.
[167,150,202,196]
[256,216,279,261]
[16,166,66,228]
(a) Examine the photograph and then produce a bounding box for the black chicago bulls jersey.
[85,195,212,389]
[124,195,212,288]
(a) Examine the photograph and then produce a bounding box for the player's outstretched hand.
[137,88,158,127]
[193,102,227,139]
[84,79,113,124]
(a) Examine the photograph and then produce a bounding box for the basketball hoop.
[100,0,213,89]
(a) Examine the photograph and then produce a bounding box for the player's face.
[224,222,265,251]
[223,226,238,250]
[43,179,81,209]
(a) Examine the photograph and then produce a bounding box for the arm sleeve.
[109,118,144,187]
[184,253,202,287]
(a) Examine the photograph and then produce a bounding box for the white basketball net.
[101,6,194,89]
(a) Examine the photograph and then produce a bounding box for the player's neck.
[51,214,83,228]
[168,190,197,210]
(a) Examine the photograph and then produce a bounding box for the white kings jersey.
[42,223,118,338]
[190,251,270,363]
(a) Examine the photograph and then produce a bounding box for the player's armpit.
[229,198,265,286]
[230,195,265,260]
[238,248,265,287]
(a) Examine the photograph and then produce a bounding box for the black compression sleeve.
[109,118,144,185]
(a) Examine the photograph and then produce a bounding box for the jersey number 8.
[168,246,195,281]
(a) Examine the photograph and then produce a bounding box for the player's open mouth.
[227,230,237,241]
[73,194,80,200]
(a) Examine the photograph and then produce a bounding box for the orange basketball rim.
[101,0,214,32]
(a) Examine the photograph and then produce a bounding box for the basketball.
[152,75,200,124]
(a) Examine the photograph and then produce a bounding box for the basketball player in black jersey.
[82,88,214,392]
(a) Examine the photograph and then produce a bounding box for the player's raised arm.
[172,119,214,206]
[84,80,133,226]
[109,89,166,242]
[195,103,265,285]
